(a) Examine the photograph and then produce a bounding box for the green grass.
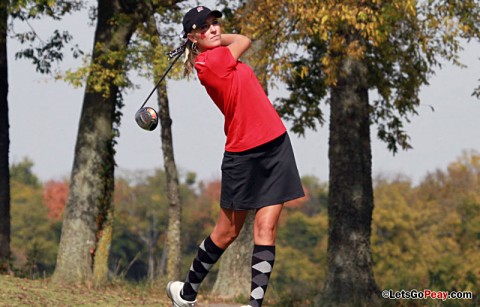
[0,275,170,306]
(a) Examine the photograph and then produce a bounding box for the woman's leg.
[211,207,248,249]
[253,204,283,245]
[180,208,248,302]
[248,204,283,307]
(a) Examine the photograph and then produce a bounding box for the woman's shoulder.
[197,46,236,67]
[202,46,230,57]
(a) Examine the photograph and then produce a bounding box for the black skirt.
[220,132,304,210]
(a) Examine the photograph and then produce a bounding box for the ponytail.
[183,42,200,78]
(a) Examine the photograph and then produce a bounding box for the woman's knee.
[253,204,283,245]
[254,221,278,244]
[211,225,241,248]
[210,208,247,249]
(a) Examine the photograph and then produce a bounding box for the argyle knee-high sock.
[181,236,224,301]
[249,245,275,307]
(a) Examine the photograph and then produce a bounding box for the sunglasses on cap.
[196,19,221,33]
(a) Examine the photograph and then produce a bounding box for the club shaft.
[140,50,184,109]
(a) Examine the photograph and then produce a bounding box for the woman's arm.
[221,34,251,61]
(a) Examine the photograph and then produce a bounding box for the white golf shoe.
[166,281,197,307]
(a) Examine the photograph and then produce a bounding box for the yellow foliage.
[236,0,480,94]
[236,0,420,85]
[61,42,132,99]
[372,151,480,291]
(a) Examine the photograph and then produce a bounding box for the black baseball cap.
[182,6,222,38]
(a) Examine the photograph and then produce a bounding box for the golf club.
[135,40,189,131]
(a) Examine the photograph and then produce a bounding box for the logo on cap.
[197,6,204,12]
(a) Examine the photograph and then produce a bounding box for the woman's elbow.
[245,37,252,48]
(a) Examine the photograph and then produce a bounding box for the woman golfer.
[166,6,304,307]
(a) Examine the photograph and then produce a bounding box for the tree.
[10,158,40,187]
[156,81,183,281]
[7,159,45,274]
[232,0,480,305]
[416,150,480,291]
[275,209,328,304]
[54,1,187,285]
[181,179,219,257]
[128,11,187,281]
[43,179,69,221]
[1,0,82,274]
[111,169,205,282]
[149,19,184,282]
[10,159,60,277]
[371,175,426,289]
[112,170,170,281]
[53,0,155,285]
[0,0,10,273]
[372,152,480,292]
[324,49,379,305]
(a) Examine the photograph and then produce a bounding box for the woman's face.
[188,15,222,52]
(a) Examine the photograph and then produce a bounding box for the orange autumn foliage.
[42,180,69,221]
[285,185,310,208]
[204,180,221,201]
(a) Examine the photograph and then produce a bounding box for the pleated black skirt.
[220,132,304,210]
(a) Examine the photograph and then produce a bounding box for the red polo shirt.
[194,46,286,152]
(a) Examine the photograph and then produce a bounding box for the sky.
[7,4,480,186]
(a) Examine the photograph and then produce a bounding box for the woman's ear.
[187,33,197,44]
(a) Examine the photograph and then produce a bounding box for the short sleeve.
[202,47,237,77]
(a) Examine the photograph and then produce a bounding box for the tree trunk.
[141,214,159,282]
[147,236,155,282]
[0,0,10,273]
[157,237,168,276]
[93,206,114,286]
[53,0,141,284]
[211,211,254,299]
[156,82,182,281]
[321,56,379,305]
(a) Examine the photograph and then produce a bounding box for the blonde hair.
[183,42,200,78]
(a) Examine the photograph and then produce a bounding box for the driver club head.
[135,107,158,131]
